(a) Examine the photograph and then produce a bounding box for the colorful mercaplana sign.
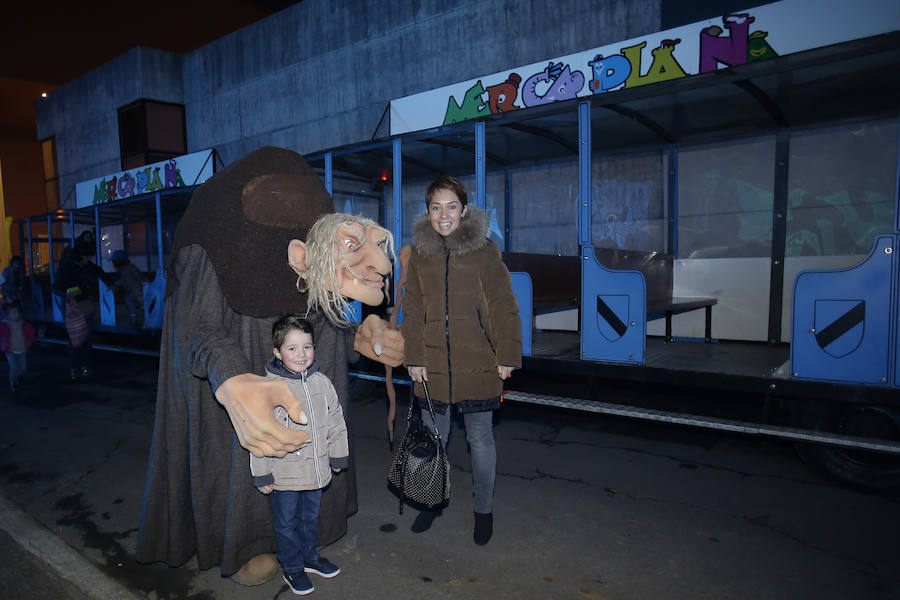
[389,0,900,136]
[74,149,215,208]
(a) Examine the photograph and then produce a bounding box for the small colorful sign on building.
[390,0,899,135]
[75,149,215,208]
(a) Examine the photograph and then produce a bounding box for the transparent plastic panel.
[678,137,776,259]
[786,119,897,257]
[590,151,665,252]
[509,159,578,256]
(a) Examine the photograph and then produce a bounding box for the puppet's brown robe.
[136,147,357,576]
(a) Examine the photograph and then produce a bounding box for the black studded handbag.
[387,381,451,513]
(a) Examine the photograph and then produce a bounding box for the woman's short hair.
[425,175,467,208]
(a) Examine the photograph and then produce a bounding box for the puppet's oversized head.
[287,213,394,326]
[169,146,334,318]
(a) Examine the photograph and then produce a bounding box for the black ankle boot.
[473,511,493,545]
[411,508,441,533]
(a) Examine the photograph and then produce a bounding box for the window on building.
[118,100,187,170]
[40,137,60,210]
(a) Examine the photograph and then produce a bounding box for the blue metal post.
[392,138,402,245]
[895,118,900,233]
[324,152,333,196]
[504,169,512,252]
[93,204,100,264]
[155,191,163,270]
[667,149,678,256]
[475,122,486,210]
[46,215,53,284]
[578,102,591,246]
[26,219,33,275]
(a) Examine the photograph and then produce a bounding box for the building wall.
[36,47,184,203]
[36,0,659,206]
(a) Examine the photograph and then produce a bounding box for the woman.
[402,175,521,545]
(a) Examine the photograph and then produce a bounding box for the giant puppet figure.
[136,147,403,585]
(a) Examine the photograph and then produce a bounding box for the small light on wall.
[40,92,48,98]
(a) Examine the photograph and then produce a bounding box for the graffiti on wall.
[93,160,186,205]
[441,12,776,127]
[75,149,215,208]
[391,0,899,136]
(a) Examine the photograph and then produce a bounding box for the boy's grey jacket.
[250,358,349,491]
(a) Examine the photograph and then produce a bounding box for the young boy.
[0,302,36,391]
[252,315,348,595]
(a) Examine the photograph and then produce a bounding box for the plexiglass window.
[786,119,896,257]
[678,137,776,259]
[509,159,578,255]
[591,151,666,252]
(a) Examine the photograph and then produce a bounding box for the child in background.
[0,302,36,391]
[111,250,144,327]
[251,315,348,596]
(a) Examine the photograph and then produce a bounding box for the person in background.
[0,301,36,391]
[111,250,144,327]
[401,175,522,545]
[252,315,347,596]
[53,231,104,379]
[1,255,26,305]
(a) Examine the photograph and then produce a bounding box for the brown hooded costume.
[136,146,359,576]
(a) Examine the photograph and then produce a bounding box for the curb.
[0,493,144,600]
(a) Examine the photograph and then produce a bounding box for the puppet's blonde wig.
[300,213,395,326]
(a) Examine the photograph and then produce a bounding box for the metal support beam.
[324,152,333,196]
[577,101,591,246]
[768,132,789,344]
[475,121,486,210]
[392,138,402,246]
[154,192,163,271]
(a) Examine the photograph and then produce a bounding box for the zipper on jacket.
[476,308,496,356]
[301,373,323,488]
[444,248,452,403]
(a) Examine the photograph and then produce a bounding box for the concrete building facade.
[36,0,659,201]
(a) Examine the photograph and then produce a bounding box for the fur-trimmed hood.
[412,206,490,257]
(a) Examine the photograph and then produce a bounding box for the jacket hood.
[266,357,320,379]
[412,205,490,257]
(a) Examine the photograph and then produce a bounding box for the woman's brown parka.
[402,206,522,406]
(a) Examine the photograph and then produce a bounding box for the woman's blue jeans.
[421,407,496,514]
[269,488,322,574]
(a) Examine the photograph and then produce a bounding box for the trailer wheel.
[794,401,900,491]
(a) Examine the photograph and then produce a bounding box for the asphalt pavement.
[1,344,898,599]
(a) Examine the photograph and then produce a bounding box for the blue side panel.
[99,279,116,327]
[791,235,895,386]
[29,280,44,321]
[580,245,646,364]
[345,300,362,324]
[52,292,64,323]
[143,269,167,329]
[894,234,900,389]
[509,271,533,357]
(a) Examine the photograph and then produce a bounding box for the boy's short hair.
[272,314,314,348]
[425,175,467,208]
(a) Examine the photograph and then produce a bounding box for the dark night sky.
[0,1,301,139]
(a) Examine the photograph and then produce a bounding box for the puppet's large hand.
[355,314,404,367]
[215,374,310,458]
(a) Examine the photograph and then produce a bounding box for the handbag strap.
[419,380,444,443]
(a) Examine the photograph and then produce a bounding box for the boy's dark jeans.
[270,488,322,574]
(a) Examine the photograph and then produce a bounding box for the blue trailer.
[14,6,900,489]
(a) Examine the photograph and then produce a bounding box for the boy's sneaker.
[304,556,340,578]
[283,571,314,595]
